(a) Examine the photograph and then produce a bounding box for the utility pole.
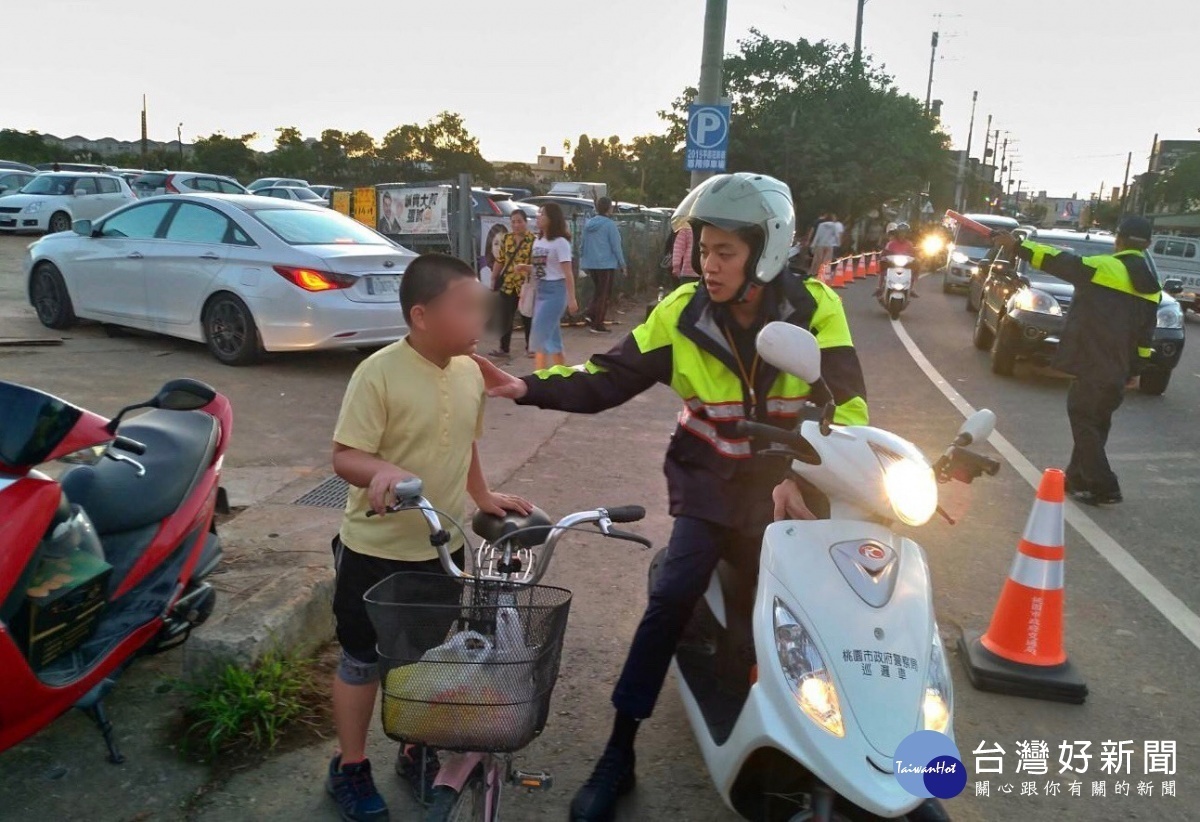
[979,115,992,210]
[924,30,939,114]
[140,94,148,163]
[1118,150,1132,216]
[691,0,728,189]
[177,123,184,165]
[953,91,978,211]
[854,0,867,62]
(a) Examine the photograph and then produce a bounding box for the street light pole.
[691,0,728,189]
[854,0,867,62]
[924,30,939,114]
[177,123,183,166]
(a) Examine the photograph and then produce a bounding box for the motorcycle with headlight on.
[879,254,915,320]
[650,322,1000,822]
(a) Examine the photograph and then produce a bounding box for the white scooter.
[650,322,1000,821]
[879,254,914,320]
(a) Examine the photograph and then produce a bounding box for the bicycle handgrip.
[604,505,646,523]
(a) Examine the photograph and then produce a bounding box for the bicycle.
[362,476,651,822]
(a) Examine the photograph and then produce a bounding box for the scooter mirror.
[956,409,996,446]
[152,379,217,411]
[756,322,822,384]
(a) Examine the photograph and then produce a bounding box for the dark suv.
[972,229,1186,395]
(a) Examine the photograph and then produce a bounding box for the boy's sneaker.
[327,755,389,821]
[570,745,636,821]
[396,744,440,807]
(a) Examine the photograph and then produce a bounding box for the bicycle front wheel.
[425,764,500,822]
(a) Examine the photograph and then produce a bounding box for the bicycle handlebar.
[603,505,645,523]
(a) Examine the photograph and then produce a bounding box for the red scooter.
[0,378,232,763]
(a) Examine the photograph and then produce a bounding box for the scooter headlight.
[887,255,914,268]
[773,599,844,738]
[875,447,938,526]
[922,627,954,734]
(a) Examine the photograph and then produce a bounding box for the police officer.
[996,216,1161,505]
[476,173,870,821]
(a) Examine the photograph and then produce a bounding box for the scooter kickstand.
[83,702,125,764]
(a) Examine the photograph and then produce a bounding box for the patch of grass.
[180,651,322,760]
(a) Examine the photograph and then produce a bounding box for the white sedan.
[0,172,136,234]
[24,194,417,364]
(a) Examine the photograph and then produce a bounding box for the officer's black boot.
[569,745,636,822]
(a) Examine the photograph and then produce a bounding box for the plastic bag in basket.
[382,609,541,749]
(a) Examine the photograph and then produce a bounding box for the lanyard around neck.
[722,324,761,412]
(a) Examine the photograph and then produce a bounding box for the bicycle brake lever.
[606,528,653,550]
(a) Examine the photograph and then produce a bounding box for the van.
[942,213,1019,294]
[547,181,607,201]
[1150,235,1200,311]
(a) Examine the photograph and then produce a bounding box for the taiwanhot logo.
[894,730,967,800]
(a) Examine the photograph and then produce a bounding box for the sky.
[5,0,1199,197]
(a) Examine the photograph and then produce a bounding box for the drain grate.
[292,475,350,509]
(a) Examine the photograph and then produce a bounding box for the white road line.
[889,316,1200,653]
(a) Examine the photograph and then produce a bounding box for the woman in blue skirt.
[528,202,579,370]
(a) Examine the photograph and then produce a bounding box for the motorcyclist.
[876,221,920,297]
[474,172,869,822]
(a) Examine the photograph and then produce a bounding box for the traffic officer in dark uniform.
[996,216,1161,505]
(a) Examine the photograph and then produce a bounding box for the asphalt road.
[2,233,1198,821]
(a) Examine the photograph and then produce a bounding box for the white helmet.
[672,172,795,287]
[886,221,899,233]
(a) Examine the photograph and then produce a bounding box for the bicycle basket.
[363,572,572,753]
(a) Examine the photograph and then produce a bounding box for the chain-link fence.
[567,211,673,305]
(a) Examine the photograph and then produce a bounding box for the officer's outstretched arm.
[518,297,677,414]
[1015,240,1095,286]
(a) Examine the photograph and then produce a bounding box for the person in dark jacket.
[578,197,627,333]
[996,216,1161,505]
[474,173,868,822]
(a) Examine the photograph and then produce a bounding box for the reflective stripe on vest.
[684,395,811,421]
[678,403,752,458]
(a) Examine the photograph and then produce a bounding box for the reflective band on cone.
[958,468,1088,704]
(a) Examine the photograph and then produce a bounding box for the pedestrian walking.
[809,212,844,282]
[671,223,701,281]
[996,215,1162,506]
[488,210,536,361]
[529,202,579,370]
[579,197,626,333]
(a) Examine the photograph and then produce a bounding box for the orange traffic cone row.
[959,468,1088,704]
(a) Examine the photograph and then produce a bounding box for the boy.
[326,253,533,822]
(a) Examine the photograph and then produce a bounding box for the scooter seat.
[471,507,553,548]
[60,409,218,536]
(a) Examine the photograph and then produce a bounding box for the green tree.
[1152,151,1200,213]
[192,133,259,180]
[419,111,492,180]
[266,126,313,178]
[663,30,948,227]
[0,130,52,164]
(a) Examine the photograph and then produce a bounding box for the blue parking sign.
[685,103,730,173]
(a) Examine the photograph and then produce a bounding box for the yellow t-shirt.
[333,338,484,561]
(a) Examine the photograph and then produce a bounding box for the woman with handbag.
[488,210,537,361]
[528,203,579,371]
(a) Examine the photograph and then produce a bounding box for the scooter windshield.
[0,382,84,470]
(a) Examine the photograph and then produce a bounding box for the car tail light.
[487,198,501,215]
[273,265,355,292]
[164,175,181,194]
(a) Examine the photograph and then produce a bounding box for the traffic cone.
[867,253,879,276]
[958,468,1088,704]
[856,256,868,279]
[830,259,845,288]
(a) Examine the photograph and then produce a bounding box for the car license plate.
[365,275,400,296]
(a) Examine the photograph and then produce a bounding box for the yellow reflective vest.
[517,274,868,529]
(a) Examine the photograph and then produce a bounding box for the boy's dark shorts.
[331,535,464,663]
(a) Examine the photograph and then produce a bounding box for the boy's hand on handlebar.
[368,467,415,515]
[472,354,529,399]
[772,479,817,522]
[475,491,534,518]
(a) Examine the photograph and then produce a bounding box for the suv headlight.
[1158,302,1184,329]
[23,202,43,214]
[774,599,844,738]
[874,445,938,526]
[950,250,970,265]
[1009,288,1062,316]
[922,626,953,733]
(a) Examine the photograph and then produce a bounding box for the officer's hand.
[472,354,528,400]
[773,479,817,522]
[993,231,1019,257]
